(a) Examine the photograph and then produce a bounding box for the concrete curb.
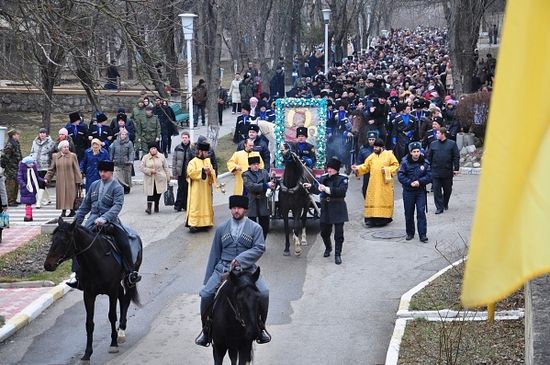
[459,166,482,175]
[0,281,71,343]
[385,257,525,365]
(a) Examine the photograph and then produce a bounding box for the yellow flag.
[461,0,550,308]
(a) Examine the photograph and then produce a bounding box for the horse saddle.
[102,225,140,266]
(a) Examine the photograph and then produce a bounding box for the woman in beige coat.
[140,142,170,214]
[44,140,83,217]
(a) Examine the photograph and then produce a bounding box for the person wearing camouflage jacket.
[1,130,23,205]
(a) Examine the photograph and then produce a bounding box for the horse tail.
[127,284,141,307]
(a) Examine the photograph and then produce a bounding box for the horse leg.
[108,293,119,353]
[238,343,253,365]
[293,212,302,256]
[117,286,129,343]
[81,292,96,361]
[213,343,227,365]
[283,213,291,256]
[228,348,238,365]
[301,207,308,245]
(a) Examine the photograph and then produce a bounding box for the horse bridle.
[55,225,104,266]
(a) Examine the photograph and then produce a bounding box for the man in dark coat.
[172,131,194,211]
[65,111,89,161]
[1,129,22,206]
[427,127,460,214]
[242,156,275,238]
[392,103,419,162]
[398,142,432,242]
[88,113,113,148]
[269,66,285,98]
[233,104,258,144]
[153,97,176,156]
[368,91,389,142]
[304,157,349,265]
[195,195,271,347]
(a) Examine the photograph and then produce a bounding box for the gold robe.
[356,150,399,218]
[186,157,216,227]
[226,150,264,195]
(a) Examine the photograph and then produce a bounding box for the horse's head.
[350,112,366,134]
[228,267,261,340]
[44,217,77,271]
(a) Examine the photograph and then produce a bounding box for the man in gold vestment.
[186,141,217,232]
[227,138,264,195]
[352,138,399,227]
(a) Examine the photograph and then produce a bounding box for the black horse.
[211,267,262,365]
[43,217,142,362]
[278,145,314,256]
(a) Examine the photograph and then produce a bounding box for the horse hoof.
[108,346,119,353]
[283,250,290,256]
[301,240,308,246]
[294,247,302,256]
[118,329,126,343]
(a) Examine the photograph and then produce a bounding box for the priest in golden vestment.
[227,138,264,195]
[186,141,217,232]
[352,138,399,227]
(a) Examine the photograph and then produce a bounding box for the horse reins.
[226,297,246,328]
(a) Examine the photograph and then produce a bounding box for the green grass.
[216,133,237,174]
[0,233,72,284]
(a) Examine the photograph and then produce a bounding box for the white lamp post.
[322,9,331,76]
[179,13,198,142]
[366,6,372,50]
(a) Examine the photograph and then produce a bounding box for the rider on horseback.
[196,195,271,347]
[290,127,316,168]
[68,160,141,289]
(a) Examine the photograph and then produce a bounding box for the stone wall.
[0,87,166,114]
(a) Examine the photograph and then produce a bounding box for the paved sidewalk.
[0,227,41,257]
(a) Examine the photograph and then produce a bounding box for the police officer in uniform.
[292,127,316,168]
[397,142,432,242]
[303,157,349,265]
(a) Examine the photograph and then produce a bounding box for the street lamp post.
[366,6,372,50]
[322,9,331,75]
[179,13,198,143]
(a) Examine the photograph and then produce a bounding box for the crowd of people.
[0,25,485,347]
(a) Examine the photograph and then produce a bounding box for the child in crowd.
[16,156,44,222]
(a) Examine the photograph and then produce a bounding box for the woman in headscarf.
[80,138,110,192]
[16,156,44,222]
[44,140,83,217]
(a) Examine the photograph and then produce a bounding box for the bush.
[455,90,492,145]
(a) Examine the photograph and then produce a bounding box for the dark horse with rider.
[44,160,143,362]
[195,195,271,365]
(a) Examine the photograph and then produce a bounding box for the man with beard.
[227,138,264,195]
[185,141,217,232]
[195,195,271,347]
[398,142,432,242]
[352,138,399,227]
[243,156,274,239]
[368,91,389,143]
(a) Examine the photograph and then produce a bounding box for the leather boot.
[154,201,159,213]
[256,297,271,344]
[68,209,76,217]
[195,298,213,347]
[145,202,152,215]
[36,189,44,209]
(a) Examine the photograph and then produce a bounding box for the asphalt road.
[0,168,479,365]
